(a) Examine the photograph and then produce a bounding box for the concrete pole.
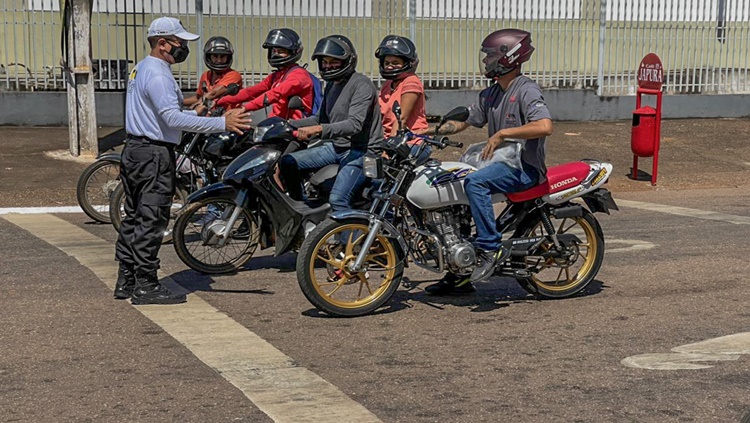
[65,0,98,157]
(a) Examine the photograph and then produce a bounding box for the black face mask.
[167,40,190,64]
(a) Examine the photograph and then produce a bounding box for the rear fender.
[544,162,614,205]
[96,152,122,162]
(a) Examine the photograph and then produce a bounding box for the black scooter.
[171,98,338,274]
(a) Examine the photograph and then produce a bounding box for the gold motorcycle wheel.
[296,218,404,317]
[520,210,604,298]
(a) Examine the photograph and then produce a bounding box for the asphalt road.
[2,120,750,422]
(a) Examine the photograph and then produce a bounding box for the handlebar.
[409,133,463,149]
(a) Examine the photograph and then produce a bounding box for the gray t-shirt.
[467,75,551,181]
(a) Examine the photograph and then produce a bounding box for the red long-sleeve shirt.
[216,65,314,119]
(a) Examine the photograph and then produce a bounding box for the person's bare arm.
[415,120,471,136]
[391,92,421,136]
[481,118,553,160]
[205,85,228,100]
[183,95,201,108]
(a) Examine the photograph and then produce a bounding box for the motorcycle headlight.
[363,155,383,179]
[253,126,270,143]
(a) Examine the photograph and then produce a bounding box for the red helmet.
[480,29,534,78]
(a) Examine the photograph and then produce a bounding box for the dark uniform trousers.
[115,137,176,274]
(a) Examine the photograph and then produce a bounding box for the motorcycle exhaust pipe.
[551,204,583,219]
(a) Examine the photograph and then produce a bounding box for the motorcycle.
[295,103,619,317]
[171,98,340,274]
[76,148,123,224]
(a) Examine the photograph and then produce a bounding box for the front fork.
[348,172,405,273]
[216,189,248,247]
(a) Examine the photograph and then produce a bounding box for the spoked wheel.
[76,160,121,223]
[296,218,404,317]
[109,183,188,244]
[172,199,259,274]
[517,209,604,298]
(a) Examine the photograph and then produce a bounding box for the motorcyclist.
[278,34,384,212]
[215,28,315,120]
[183,36,243,112]
[375,35,430,163]
[418,29,554,295]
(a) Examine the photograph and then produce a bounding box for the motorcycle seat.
[309,164,339,187]
[506,161,591,202]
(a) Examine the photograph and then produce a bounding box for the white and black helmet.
[203,36,234,72]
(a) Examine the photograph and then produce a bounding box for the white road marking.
[621,332,750,370]
[0,206,85,214]
[605,238,657,253]
[2,213,382,423]
[617,199,750,225]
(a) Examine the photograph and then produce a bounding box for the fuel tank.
[406,161,506,209]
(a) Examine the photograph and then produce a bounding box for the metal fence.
[2,0,749,95]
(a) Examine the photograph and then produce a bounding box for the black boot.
[113,263,136,300]
[130,271,187,305]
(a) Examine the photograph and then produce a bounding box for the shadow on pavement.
[301,277,608,318]
[169,269,275,295]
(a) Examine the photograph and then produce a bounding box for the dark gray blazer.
[292,72,384,153]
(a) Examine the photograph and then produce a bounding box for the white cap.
[147,17,199,41]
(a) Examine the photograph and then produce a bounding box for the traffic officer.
[114,17,251,305]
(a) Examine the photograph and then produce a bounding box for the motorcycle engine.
[423,207,476,271]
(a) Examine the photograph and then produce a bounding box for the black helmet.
[203,36,234,72]
[311,35,358,81]
[480,29,534,78]
[262,28,303,68]
[374,35,419,80]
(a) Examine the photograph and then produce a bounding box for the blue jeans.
[464,162,539,251]
[279,142,367,212]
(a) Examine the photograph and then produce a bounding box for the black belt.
[126,135,175,148]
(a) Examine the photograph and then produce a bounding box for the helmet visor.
[376,37,412,58]
[312,38,348,60]
[479,51,511,77]
[264,31,295,49]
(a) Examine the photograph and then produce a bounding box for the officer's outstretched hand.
[223,108,253,135]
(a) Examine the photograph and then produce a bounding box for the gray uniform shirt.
[467,75,552,182]
[126,56,225,144]
[292,72,384,153]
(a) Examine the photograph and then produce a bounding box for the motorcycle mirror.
[391,101,402,117]
[288,95,304,111]
[392,101,403,131]
[440,106,470,124]
[225,83,240,96]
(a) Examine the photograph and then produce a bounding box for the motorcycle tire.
[514,208,605,299]
[296,217,405,317]
[76,159,121,224]
[172,199,260,274]
[109,183,188,245]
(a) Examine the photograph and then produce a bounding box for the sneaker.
[424,273,475,295]
[470,248,510,283]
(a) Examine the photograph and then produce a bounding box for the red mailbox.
[631,106,657,157]
[631,53,664,186]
